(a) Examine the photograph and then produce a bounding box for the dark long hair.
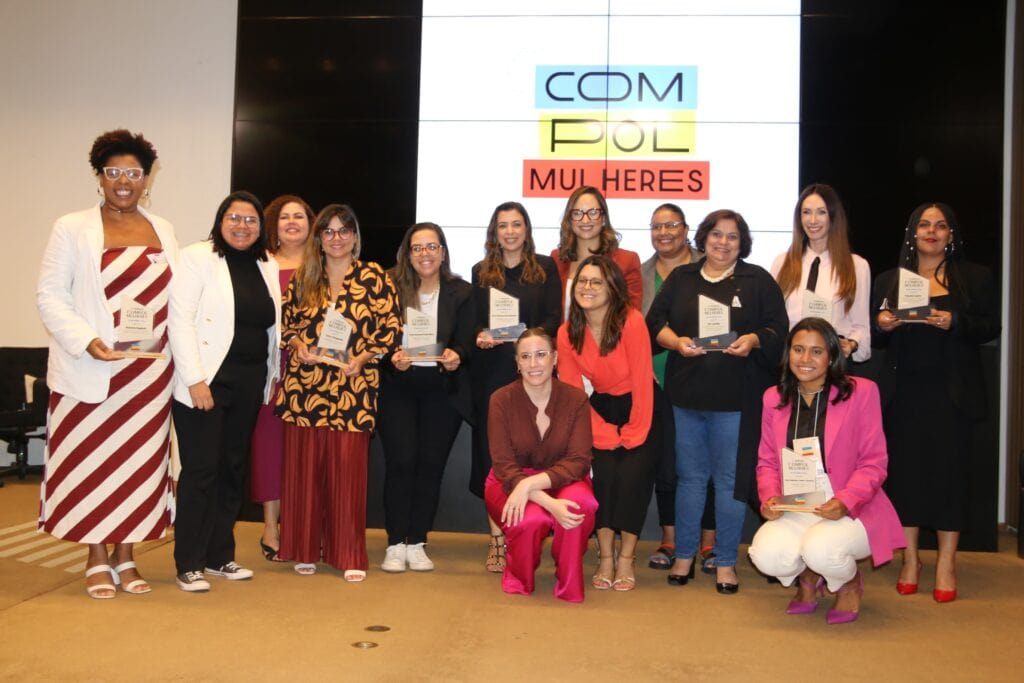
[775,184,858,313]
[477,201,546,288]
[208,190,269,260]
[566,255,631,356]
[776,317,854,408]
[391,222,459,320]
[886,202,969,306]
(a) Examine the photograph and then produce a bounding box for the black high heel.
[260,541,285,563]
[667,561,696,586]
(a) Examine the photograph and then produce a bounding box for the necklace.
[419,285,439,305]
[798,385,824,397]
[700,262,736,283]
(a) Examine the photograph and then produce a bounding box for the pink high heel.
[786,574,825,615]
[826,571,864,625]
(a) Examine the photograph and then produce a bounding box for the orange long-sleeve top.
[556,309,654,451]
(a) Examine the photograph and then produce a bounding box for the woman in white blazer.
[168,190,281,592]
[37,129,178,599]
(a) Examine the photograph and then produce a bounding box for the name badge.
[791,435,834,499]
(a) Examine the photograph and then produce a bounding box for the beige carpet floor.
[1,476,1022,682]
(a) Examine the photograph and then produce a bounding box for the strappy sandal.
[112,561,151,595]
[612,554,637,592]
[260,540,287,563]
[592,555,615,590]
[486,534,506,573]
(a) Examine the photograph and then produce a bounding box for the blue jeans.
[673,407,745,567]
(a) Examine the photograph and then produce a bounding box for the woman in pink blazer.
[748,317,904,625]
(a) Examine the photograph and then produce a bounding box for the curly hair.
[88,129,158,175]
[264,194,315,253]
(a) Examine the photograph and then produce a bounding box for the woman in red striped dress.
[36,130,178,599]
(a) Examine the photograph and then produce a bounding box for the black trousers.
[589,388,659,536]
[172,361,266,573]
[378,367,464,546]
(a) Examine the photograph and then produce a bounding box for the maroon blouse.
[487,378,593,494]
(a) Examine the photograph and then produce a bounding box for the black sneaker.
[205,561,254,580]
[176,571,211,592]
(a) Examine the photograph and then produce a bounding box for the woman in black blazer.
[378,222,474,573]
[872,202,999,603]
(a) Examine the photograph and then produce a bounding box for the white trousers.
[748,512,870,592]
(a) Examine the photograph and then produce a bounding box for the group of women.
[37,130,999,623]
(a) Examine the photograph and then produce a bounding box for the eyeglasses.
[570,208,603,221]
[575,277,605,289]
[102,167,144,182]
[226,213,259,227]
[321,226,354,240]
[411,243,441,255]
[650,221,684,231]
[517,350,550,362]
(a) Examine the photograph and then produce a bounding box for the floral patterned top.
[276,260,400,432]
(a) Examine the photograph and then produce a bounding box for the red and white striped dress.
[39,246,173,543]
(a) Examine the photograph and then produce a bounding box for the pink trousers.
[484,469,597,603]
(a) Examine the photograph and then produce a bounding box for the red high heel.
[896,561,922,595]
[933,588,957,603]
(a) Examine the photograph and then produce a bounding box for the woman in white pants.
[748,317,904,624]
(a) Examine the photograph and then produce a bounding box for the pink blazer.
[756,379,905,566]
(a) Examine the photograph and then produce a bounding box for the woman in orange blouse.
[276,204,400,581]
[557,254,655,592]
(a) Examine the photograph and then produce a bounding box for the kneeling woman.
[484,328,597,603]
[748,318,904,624]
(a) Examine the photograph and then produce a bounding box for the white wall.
[0,0,238,466]
[0,0,238,347]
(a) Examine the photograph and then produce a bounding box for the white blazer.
[36,204,179,403]
[167,240,281,407]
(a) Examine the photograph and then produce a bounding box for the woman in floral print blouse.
[276,203,400,581]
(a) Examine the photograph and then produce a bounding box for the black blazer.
[871,261,999,420]
[381,277,476,423]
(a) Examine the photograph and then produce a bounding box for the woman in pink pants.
[484,328,597,603]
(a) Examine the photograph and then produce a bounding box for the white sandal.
[112,561,152,595]
[343,569,366,583]
[294,563,317,575]
[85,564,116,600]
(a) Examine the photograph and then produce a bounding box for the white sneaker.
[406,543,434,572]
[381,543,407,572]
[205,561,254,581]
[176,570,211,592]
